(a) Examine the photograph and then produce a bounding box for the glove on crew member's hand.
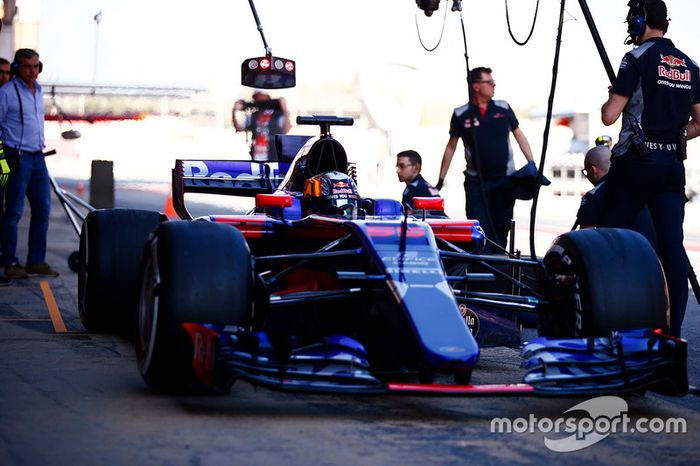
[0,158,10,188]
[435,178,444,191]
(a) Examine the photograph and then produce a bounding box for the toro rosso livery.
[77,116,688,397]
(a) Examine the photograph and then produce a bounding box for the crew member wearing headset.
[600,0,700,337]
[0,48,58,278]
[436,66,534,253]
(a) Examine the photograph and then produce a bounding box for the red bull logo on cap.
[660,54,687,68]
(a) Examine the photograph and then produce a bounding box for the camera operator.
[232,89,291,161]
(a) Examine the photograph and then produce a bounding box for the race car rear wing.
[172,159,292,220]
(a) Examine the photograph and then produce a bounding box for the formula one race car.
[75,115,688,398]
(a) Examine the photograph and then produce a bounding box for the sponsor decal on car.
[459,303,480,337]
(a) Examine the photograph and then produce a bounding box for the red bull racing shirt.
[611,37,700,157]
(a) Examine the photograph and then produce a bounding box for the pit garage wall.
[0,0,16,59]
[1,0,41,60]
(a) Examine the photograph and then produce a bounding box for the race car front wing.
[183,324,687,397]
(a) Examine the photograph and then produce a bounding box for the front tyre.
[539,228,668,337]
[137,221,253,393]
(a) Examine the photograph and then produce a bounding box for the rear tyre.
[539,228,668,337]
[78,209,164,333]
[137,221,253,393]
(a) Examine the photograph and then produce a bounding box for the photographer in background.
[232,89,291,161]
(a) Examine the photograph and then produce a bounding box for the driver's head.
[303,171,361,218]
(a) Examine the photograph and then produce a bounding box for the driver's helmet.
[303,171,361,218]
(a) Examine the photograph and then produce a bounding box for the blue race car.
[77,115,687,398]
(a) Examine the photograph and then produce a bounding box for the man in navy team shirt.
[600,0,700,337]
[436,66,534,253]
[395,149,445,217]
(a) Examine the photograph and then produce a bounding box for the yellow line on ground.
[39,280,68,333]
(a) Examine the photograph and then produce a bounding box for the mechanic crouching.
[600,0,700,337]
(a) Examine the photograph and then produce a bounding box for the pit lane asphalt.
[1,182,699,466]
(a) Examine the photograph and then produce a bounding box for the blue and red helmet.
[303,171,361,217]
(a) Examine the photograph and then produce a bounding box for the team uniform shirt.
[402,174,446,217]
[0,79,45,152]
[449,100,519,177]
[577,177,657,246]
[576,180,606,227]
[244,108,286,161]
[611,37,700,157]
[402,174,440,207]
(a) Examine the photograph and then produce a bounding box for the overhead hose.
[505,0,541,46]
[528,0,567,260]
[415,1,450,52]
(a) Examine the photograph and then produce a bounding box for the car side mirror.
[256,193,293,209]
[413,197,445,221]
[413,197,444,210]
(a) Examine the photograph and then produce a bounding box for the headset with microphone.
[626,0,648,45]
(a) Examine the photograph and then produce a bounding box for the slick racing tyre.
[79,209,164,333]
[539,228,668,337]
[137,220,253,393]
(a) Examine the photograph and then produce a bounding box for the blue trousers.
[599,149,687,337]
[1,153,51,266]
[465,175,514,253]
